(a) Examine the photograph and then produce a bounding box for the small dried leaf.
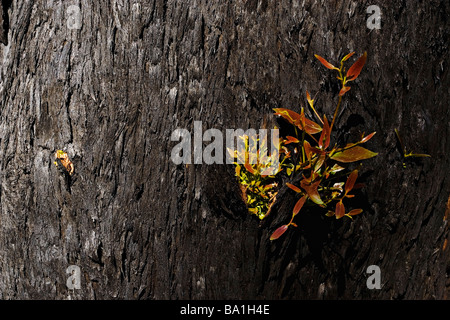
[331,146,378,163]
[270,224,289,240]
[346,51,367,81]
[315,54,339,70]
[55,150,74,175]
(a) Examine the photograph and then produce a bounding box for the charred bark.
[0,0,448,299]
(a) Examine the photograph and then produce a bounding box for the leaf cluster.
[231,52,378,240]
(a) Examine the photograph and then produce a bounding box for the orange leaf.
[286,182,302,193]
[306,90,313,107]
[347,208,363,216]
[346,51,367,81]
[293,195,308,216]
[244,162,257,175]
[342,52,355,62]
[315,54,339,70]
[335,201,345,219]
[339,86,351,96]
[345,169,358,194]
[330,146,378,163]
[270,224,289,240]
[285,136,300,144]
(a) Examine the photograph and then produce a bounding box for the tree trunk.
[0,0,448,300]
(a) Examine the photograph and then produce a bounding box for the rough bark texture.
[0,0,449,299]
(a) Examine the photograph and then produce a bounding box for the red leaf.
[360,131,376,143]
[293,195,308,216]
[345,169,358,194]
[270,224,289,240]
[319,115,331,149]
[335,201,345,219]
[330,146,378,163]
[346,51,367,81]
[315,54,339,70]
[286,182,302,193]
[273,108,301,126]
[347,208,363,216]
[339,86,351,96]
[303,140,312,160]
[353,183,365,190]
[300,179,325,206]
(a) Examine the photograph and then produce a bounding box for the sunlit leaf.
[342,52,355,62]
[286,182,302,193]
[335,201,345,219]
[270,224,289,240]
[331,146,378,163]
[345,169,358,194]
[329,163,346,174]
[346,51,367,81]
[315,54,339,70]
[360,131,376,143]
[293,195,308,216]
[339,86,351,96]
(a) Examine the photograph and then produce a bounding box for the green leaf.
[331,146,378,163]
